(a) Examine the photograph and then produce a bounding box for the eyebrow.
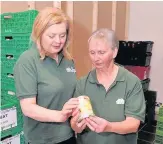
[50,32,67,35]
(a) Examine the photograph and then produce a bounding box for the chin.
[51,49,62,54]
[95,66,104,70]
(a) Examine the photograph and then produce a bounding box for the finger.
[64,104,78,110]
[66,101,79,106]
[72,108,79,116]
[86,121,95,131]
[77,119,86,128]
[70,98,79,101]
[67,113,72,118]
[68,98,79,103]
[89,116,103,125]
[64,99,79,109]
[89,116,99,123]
[65,101,79,107]
[81,123,87,130]
[86,118,98,128]
[72,112,80,123]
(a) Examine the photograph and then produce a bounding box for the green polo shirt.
[74,65,145,144]
[14,45,76,144]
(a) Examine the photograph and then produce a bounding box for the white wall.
[128,2,163,104]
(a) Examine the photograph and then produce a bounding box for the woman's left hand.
[86,116,112,133]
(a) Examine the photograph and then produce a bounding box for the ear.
[113,48,118,59]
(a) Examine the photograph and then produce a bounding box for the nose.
[93,53,100,62]
[54,35,61,44]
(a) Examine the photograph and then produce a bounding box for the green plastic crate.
[1,89,18,102]
[155,134,163,142]
[1,72,14,81]
[1,67,13,77]
[1,81,16,93]
[154,140,163,144]
[0,97,23,138]
[1,48,25,74]
[1,52,20,61]
[1,46,27,72]
[1,60,15,74]
[1,10,38,34]
[159,107,163,117]
[0,131,25,144]
[158,116,163,123]
[154,135,163,144]
[1,33,31,50]
[1,48,27,59]
[157,121,163,129]
[1,71,15,92]
[156,129,163,137]
[157,127,163,132]
[1,47,28,57]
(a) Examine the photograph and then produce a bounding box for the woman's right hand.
[70,108,87,133]
[58,98,79,122]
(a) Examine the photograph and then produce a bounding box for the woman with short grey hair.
[88,28,119,50]
[71,28,145,144]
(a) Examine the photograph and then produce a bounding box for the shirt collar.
[45,51,64,66]
[88,64,125,84]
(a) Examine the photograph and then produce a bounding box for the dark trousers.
[57,137,76,144]
[28,136,76,144]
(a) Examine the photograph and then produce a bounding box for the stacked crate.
[154,107,163,144]
[1,10,38,143]
[115,41,156,124]
[115,41,154,91]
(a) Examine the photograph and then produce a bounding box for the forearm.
[107,119,140,134]
[22,103,61,122]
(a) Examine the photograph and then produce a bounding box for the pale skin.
[71,37,140,134]
[71,108,87,133]
[20,22,79,123]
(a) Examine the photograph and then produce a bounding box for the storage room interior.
[0,1,163,144]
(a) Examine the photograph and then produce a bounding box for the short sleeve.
[125,79,146,122]
[14,58,37,100]
[73,80,84,98]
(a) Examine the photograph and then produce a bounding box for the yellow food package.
[78,96,95,122]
